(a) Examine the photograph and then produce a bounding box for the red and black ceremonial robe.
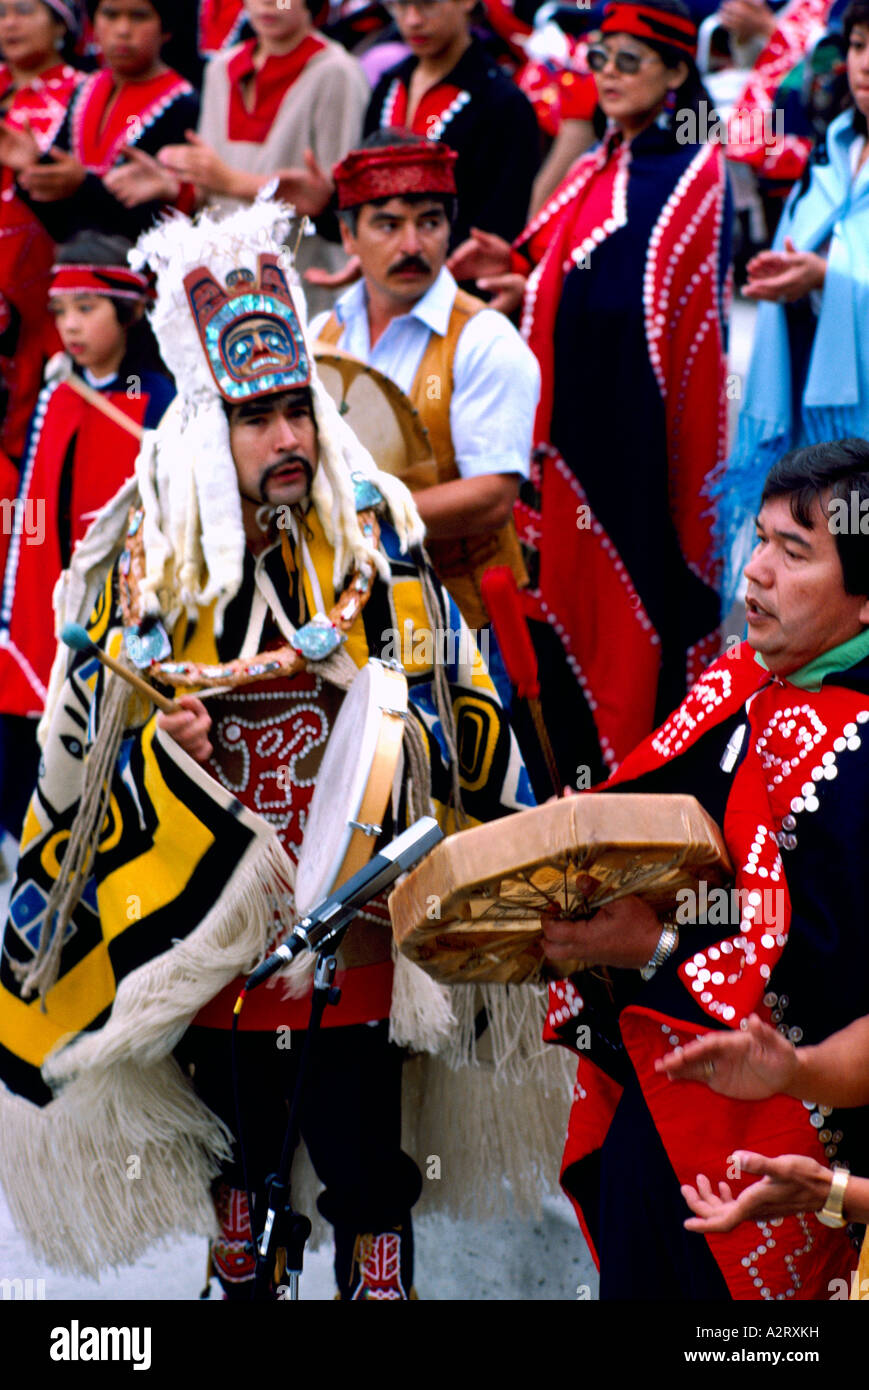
[546,642,869,1300]
[513,120,731,777]
[20,67,199,244]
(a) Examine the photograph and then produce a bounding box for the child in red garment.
[0,228,175,838]
[0,0,84,459]
[8,0,198,245]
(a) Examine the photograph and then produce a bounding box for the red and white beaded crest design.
[680,818,787,1025]
[204,676,331,860]
[651,667,733,759]
[679,690,869,1026]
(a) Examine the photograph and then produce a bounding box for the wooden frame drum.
[389,794,732,984]
[314,345,438,491]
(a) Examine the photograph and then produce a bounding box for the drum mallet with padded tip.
[61,623,181,714]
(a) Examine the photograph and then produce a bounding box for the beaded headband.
[332,142,458,210]
[600,3,698,57]
[43,0,83,36]
[49,264,153,301]
[183,252,311,403]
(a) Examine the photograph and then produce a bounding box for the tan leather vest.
[318,289,527,629]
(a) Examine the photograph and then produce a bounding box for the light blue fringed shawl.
[719,108,869,604]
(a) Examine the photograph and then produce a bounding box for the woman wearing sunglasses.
[449,0,730,788]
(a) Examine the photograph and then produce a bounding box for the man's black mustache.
[389,255,430,275]
[259,455,313,501]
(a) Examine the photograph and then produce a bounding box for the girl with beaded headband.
[0,227,174,838]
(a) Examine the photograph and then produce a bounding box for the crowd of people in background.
[0,0,868,1302]
[1,0,863,822]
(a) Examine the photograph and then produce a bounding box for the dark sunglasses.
[587,45,655,75]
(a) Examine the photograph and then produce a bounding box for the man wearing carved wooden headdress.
[0,199,550,1301]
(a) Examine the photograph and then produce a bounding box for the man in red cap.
[311,131,539,691]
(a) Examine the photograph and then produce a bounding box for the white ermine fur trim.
[43,830,297,1083]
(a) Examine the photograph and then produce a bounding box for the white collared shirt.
[310,266,539,480]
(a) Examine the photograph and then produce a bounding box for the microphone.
[244,816,443,991]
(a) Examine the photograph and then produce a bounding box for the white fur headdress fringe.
[132,197,424,633]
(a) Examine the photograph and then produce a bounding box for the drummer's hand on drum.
[157,695,213,763]
[541,884,662,970]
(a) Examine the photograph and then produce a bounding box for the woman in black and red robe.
[451,0,732,786]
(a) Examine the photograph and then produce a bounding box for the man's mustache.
[259,454,314,501]
[389,255,430,276]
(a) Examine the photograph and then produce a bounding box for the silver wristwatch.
[640,924,679,981]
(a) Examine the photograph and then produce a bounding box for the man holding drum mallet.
[541,438,869,1301]
[0,199,535,1300]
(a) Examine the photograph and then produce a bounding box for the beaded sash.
[118,504,381,691]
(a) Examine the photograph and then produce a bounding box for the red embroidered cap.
[332,142,458,210]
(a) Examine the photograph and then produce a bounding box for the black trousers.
[175,1020,422,1238]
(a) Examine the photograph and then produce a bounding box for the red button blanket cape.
[0,378,164,718]
[0,62,81,458]
[546,643,867,1300]
[514,128,729,771]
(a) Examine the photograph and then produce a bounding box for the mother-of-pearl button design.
[651,669,733,758]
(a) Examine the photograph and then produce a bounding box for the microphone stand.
[244,817,443,1300]
[251,936,350,1302]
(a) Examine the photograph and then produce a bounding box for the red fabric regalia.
[0,442,18,581]
[54,66,199,234]
[546,642,869,1300]
[726,0,832,184]
[376,69,470,145]
[517,39,598,137]
[0,62,82,458]
[70,68,193,181]
[191,670,395,1034]
[0,373,171,718]
[514,125,729,771]
[224,35,327,142]
[198,0,247,57]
